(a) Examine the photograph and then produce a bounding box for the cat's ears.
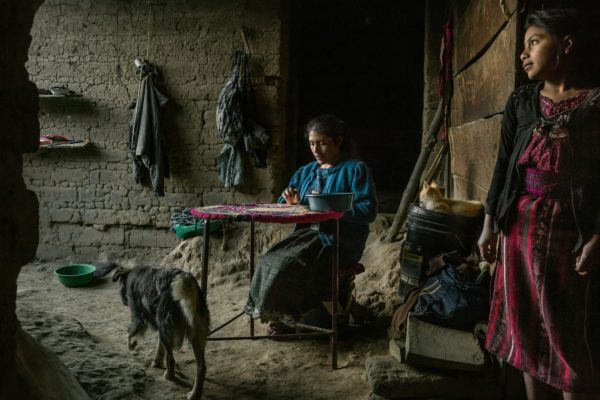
[423,180,439,189]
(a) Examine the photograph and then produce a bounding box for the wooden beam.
[452,175,490,203]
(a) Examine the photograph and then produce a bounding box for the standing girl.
[478,9,600,400]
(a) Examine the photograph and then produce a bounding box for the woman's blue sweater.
[278,159,378,264]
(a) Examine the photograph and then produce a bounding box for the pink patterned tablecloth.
[190,203,343,224]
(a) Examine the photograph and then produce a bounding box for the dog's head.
[111,265,132,306]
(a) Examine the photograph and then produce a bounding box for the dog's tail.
[171,274,210,341]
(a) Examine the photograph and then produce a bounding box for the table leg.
[249,221,255,337]
[201,219,211,303]
[331,219,339,369]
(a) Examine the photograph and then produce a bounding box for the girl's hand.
[282,188,300,205]
[575,234,600,276]
[478,214,498,263]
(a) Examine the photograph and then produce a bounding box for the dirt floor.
[16,216,403,400]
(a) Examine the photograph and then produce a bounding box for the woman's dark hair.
[525,8,599,83]
[304,114,353,157]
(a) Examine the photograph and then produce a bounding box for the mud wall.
[0,1,41,398]
[24,0,287,261]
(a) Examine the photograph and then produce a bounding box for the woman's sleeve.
[484,92,518,216]
[277,165,304,204]
[345,161,378,223]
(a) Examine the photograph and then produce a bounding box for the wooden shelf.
[39,139,91,149]
[39,93,83,98]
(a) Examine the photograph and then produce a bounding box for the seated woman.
[244,114,378,335]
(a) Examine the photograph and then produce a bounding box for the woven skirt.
[244,227,334,324]
[485,191,600,392]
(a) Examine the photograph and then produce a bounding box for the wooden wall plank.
[449,114,503,197]
[454,0,517,73]
[452,175,489,203]
[451,15,517,126]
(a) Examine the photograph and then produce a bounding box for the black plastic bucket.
[406,204,482,257]
[398,203,483,300]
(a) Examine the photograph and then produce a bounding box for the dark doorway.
[289,0,424,212]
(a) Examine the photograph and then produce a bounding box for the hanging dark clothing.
[128,64,169,196]
[216,51,269,187]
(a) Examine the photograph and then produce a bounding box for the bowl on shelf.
[49,86,69,96]
[53,264,96,287]
[306,192,355,212]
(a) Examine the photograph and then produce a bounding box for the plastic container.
[306,193,355,212]
[398,203,483,300]
[175,219,222,239]
[54,264,96,287]
[398,242,426,301]
[405,204,482,257]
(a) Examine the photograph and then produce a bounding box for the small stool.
[323,263,365,317]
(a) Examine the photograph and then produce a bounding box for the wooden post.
[385,99,444,242]
[201,219,210,303]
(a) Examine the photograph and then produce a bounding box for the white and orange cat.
[419,180,483,218]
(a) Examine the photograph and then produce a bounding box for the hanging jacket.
[216,51,246,187]
[128,62,169,196]
[216,51,269,187]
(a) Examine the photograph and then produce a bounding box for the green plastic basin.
[175,219,222,239]
[53,264,96,287]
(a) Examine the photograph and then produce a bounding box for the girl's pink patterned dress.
[485,92,600,392]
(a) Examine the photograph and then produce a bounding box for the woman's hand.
[478,214,498,263]
[575,234,600,276]
[282,188,300,205]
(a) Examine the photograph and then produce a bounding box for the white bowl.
[49,86,69,96]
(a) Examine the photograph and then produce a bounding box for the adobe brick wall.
[24,0,288,261]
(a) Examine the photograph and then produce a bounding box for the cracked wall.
[24,0,287,261]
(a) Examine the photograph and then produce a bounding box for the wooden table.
[190,203,343,369]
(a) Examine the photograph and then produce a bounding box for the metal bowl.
[306,193,355,212]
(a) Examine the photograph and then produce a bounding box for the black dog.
[110,263,210,400]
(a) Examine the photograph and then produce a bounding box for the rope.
[240,27,251,55]
[112,6,122,79]
[145,0,153,60]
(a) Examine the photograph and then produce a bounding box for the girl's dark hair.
[304,114,353,156]
[525,9,581,40]
[525,8,599,83]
